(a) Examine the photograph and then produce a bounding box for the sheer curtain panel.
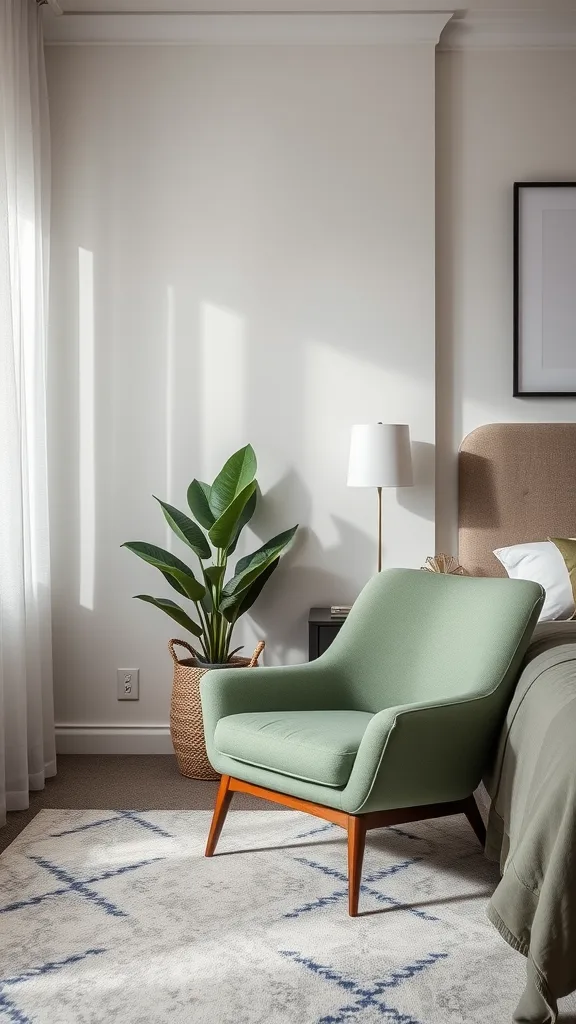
[0,0,56,826]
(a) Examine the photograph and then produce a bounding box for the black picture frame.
[513,181,576,398]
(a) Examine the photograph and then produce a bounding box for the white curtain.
[0,0,56,827]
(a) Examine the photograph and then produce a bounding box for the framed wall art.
[514,181,576,397]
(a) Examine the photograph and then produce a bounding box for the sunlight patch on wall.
[199,302,245,479]
[78,247,95,611]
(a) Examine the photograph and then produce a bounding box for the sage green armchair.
[201,568,543,915]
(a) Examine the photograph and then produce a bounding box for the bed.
[459,423,576,1024]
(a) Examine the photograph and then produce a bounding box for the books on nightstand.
[330,605,352,619]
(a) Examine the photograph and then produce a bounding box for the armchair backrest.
[323,568,543,714]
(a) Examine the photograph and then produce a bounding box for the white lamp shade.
[347,423,413,488]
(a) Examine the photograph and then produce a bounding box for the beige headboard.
[458,423,576,577]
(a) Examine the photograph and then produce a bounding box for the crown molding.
[440,12,576,51]
[42,10,454,46]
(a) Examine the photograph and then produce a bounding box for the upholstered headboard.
[458,423,576,577]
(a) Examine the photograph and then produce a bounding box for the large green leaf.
[133,595,203,638]
[162,567,206,602]
[123,540,193,575]
[208,481,257,550]
[160,570,188,598]
[221,557,279,623]
[209,444,257,519]
[122,542,206,601]
[233,526,297,576]
[227,489,257,555]
[154,497,211,560]
[220,525,298,607]
[187,480,215,530]
[204,565,225,590]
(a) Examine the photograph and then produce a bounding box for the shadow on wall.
[247,468,375,662]
[398,440,435,523]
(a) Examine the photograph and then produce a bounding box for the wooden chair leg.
[347,815,367,917]
[463,794,486,848]
[205,774,234,857]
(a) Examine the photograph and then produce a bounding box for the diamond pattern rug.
[0,808,572,1023]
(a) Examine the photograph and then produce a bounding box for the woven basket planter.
[168,638,265,780]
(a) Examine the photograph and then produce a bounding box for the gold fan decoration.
[421,553,467,575]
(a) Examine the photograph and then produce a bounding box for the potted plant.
[122,444,297,778]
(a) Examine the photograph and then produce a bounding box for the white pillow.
[493,541,574,621]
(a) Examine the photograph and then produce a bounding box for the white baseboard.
[56,724,173,755]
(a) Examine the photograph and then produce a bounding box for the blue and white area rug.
[1,809,574,1024]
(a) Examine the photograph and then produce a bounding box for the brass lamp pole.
[377,486,383,572]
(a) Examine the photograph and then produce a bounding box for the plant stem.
[193,602,210,661]
[196,555,218,662]
[224,620,234,658]
[194,595,210,642]
[213,548,228,663]
[206,609,217,663]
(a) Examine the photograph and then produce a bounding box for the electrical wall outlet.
[117,668,139,700]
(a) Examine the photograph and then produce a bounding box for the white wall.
[436,49,576,554]
[46,42,438,742]
[47,20,576,750]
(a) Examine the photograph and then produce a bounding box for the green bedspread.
[484,622,576,1023]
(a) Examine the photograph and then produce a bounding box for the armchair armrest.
[200,659,349,743]
[343,694,503,815]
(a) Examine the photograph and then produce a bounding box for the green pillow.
[549,537,576,616]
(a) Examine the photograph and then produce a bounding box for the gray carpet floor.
[3,757,576,1021]
[0,755,274,855]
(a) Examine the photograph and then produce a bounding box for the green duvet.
[484,622,576,1024]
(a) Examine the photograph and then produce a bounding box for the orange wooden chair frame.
[205,774,486,916]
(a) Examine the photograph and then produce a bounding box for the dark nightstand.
[308,608,347,660]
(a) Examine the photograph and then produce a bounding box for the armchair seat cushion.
[214,710,373,788]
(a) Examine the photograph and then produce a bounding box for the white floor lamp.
[347,423,413,572]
